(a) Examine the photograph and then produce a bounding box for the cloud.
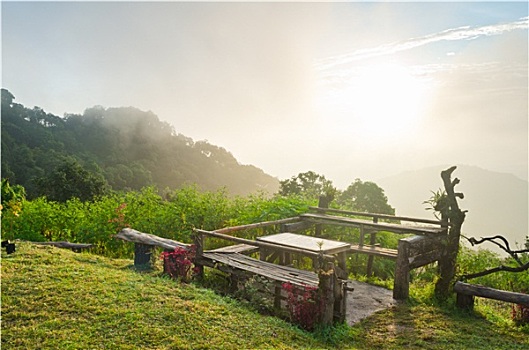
[314,16,528,71]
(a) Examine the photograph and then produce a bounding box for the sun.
[321,63,432,140]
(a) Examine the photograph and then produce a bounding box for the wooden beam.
[301,213,447,235]
[214,217,300,234]
[115,228,189,251]
[454,281,529,307]
[308,206,448,227]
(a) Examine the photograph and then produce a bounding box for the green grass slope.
[2,242,527,349]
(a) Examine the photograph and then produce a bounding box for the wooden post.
[134,243,153,267]
[333,278,347,323]
[319,262,335,326]
[193,232,204,279]
[315,196,329,236]
[366,217,378,276]
[456,292,475,310]
[393,238,410,300]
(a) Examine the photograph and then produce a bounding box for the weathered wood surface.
[300,213,447,235]
[194,229,335,261]
[393,234,447,300]
[214,217,300,234]
[308,206,448,227]
[115,228,190,250]
[199,252,319,287]
[257,232,351,255]
[454,281,529,307]
[207,243,259,254]
[33,241,93,251]
[349,244,398,259]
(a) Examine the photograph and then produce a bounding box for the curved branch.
[461,261,529,281]
[465,235,528,266]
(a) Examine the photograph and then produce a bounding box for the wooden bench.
[115,228,190,267]
[193,228,349,325]
[454,281,529,309]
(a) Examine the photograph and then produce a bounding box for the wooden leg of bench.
[134,243,153,267]
[456,292,475,311]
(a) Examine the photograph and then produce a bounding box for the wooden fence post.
[393,238,410,300]
[315,196,330,236]
[193,232,204,280]
[366,218,378,277]
[319,261,335,326]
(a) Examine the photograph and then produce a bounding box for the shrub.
[282,282,324,331]
[161,246,197,283]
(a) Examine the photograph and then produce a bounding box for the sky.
[2,1,528,189]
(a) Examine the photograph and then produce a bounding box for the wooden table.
[257,232,351,278]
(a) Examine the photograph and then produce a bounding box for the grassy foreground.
[2,242,527,349]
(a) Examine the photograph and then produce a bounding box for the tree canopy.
[1,89,279,199]
[337,179,395,215]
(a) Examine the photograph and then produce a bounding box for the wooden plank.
[349,244,398,259]
[115,228,189,250]
[308,206,448,226]
[454,281,529,307]
[214,217,300,234]
[33,241,93,251]
[207,244,259,254]
[257,232,351,255]
[201,252,319,287]
[300,213,447,235]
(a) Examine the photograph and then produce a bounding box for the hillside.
[2,242,527,349]
[377,165,528,255]
[1,88,279,198]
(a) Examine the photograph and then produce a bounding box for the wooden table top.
[257,232,351,255]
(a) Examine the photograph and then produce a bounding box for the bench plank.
[115,228,189,250]
[349,245,398,259]
[200,252,319,287]
[207,243,259,254]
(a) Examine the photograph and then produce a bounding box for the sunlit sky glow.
[2,1,527,188]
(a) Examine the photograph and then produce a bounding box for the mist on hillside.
[377,165,528,256]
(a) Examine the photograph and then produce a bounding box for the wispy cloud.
[315,16,528,71]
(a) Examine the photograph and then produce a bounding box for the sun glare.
[322,63,432,140]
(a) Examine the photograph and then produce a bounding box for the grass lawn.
[2,242,527,349]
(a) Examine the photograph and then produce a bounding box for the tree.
[337,179,395,215]
[433,166,466,300]
[278,171,336,201]
[35,158,109,202]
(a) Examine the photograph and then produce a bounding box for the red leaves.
[282,282,323,331]
[161,245,196,283]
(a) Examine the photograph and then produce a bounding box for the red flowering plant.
[282,282,324,331]
[161,245,198,283]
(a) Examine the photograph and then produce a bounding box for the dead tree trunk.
[435,166,467,300]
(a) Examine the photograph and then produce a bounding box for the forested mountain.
[1,89,279,198]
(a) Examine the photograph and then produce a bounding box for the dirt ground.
[345,280,397,325]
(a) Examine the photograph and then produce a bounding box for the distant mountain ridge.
[377,164,528,255]
[1,88,280,197]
